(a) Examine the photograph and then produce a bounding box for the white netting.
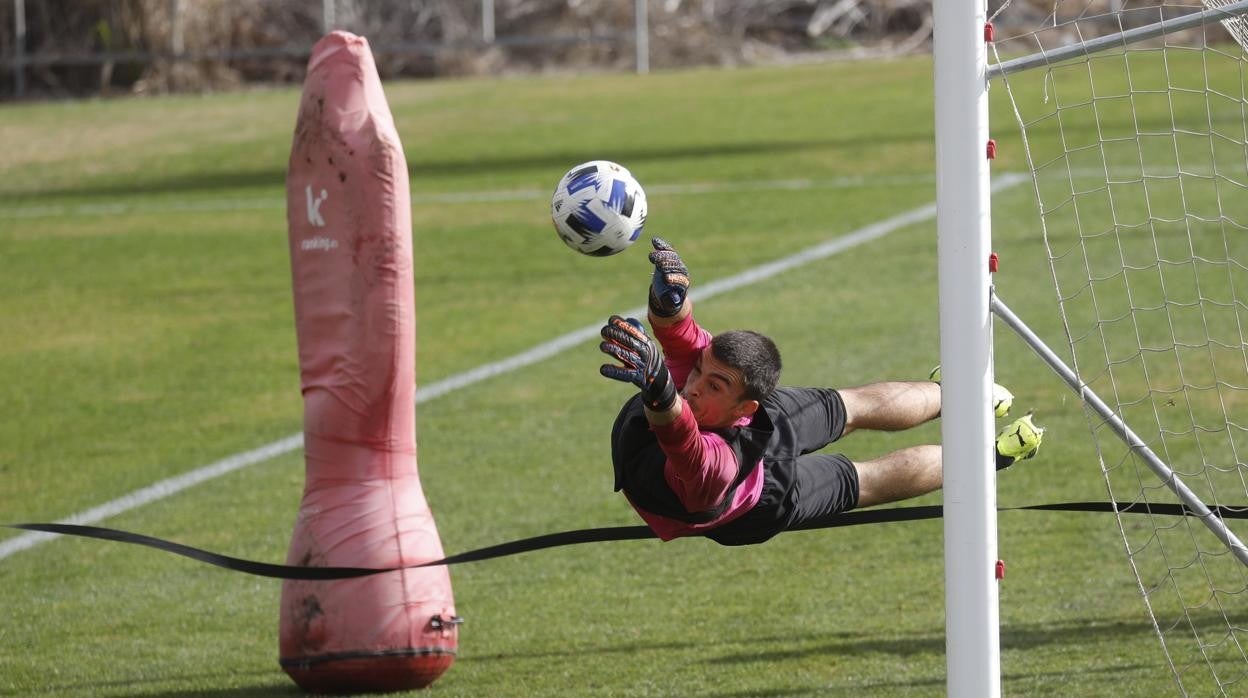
[994,2,1248,693]
[1205,0,1248,50]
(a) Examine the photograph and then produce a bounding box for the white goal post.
[933,0,1001,695]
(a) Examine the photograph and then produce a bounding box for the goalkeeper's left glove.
[648,237,690,318]
[929,365,1015,418]
[599,315,677,411]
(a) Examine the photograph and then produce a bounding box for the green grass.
[0,52,1231,696]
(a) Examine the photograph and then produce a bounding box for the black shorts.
[707,387,860,546]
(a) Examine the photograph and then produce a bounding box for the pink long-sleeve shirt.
[628,313,765,541]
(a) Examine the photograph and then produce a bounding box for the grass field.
[0,52,1223,696]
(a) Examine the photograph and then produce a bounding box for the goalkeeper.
[599,238,1043,545]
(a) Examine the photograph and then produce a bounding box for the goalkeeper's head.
[683,330,782,429]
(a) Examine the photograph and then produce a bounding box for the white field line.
[0,175,943,219]
[3,166,1176,220]
[0,173,1028,560]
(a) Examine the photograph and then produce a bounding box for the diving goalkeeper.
[599,238,1043,545]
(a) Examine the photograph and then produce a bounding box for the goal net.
[991,0,1248,692]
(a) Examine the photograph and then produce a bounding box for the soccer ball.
[550,160,647,257]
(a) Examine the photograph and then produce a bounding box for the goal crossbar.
[990,293,1248,567]
[987,0,1248,80]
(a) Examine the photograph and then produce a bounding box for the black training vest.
[610,393,777,523]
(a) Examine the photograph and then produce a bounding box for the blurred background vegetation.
[1,0,1199,99]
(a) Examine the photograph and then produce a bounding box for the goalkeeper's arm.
[600,315,683,426]
[650,297,692,329]
[647,237,692,329]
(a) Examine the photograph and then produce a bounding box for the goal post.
[933,0,1001,695]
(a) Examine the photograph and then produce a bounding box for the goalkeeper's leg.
[781,449,940,530]
[839,381,942,435]
[854,445,943,508]
[850,416,1044,509]
[929,365,1015,418]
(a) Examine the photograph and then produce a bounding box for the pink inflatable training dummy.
[280,31,458,693]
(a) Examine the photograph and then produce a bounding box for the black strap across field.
[7,501,1248,580]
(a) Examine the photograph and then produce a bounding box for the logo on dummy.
[301,237,338,251]
[301,184,337,252]
[305,185,328,227]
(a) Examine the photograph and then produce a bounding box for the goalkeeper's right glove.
[599,315,677,411]
[648,237,690,318]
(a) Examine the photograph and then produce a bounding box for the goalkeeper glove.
[599,315,678,411]
[648,237,690,318]
[929,365,1014,418]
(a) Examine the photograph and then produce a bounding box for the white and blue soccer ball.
[550,160,647,257]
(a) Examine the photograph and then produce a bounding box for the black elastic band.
[1014,501,1248,518]
[5,523,382,580]
[8,500,1247,580]
[4,522,656,579]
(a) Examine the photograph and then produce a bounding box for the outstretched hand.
[648,237,690,318]
[599,315,677,411]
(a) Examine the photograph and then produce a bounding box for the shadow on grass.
[6,133,930,202]
[698,688,874,698]
[672,648,1155,697]
[464,627,907,667]
[687,621,1167,697]
[0,670,300,697]
[140,687,302,698]
[700,612,1231,666]
[470,614,1172,667]
[833,662,1153,698]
